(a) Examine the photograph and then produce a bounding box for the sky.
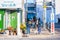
[55,0,60,15]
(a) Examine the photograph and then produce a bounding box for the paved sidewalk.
[28,28,51,38]
[0,28,60,40]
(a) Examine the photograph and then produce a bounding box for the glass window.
[46,7,51,10]
[46,2,52,6]
[28,7,35,11]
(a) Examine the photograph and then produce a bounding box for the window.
[28,7,35,11]
[46,2,52,6]
[46,7,51,10]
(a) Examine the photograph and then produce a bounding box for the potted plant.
[7,27,14,35]
[0,29,5,34]
[20,23,26,36]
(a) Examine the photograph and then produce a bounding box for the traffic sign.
[43,5,47,8]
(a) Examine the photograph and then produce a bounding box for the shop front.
[0,0,25,36]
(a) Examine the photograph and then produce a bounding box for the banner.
[51,13,55,34]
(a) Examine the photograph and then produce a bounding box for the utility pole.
[17,8,22,37]
[25,0,28,20]
[51,0,55,34]
[22,0,25,24]
[43,0,47,29]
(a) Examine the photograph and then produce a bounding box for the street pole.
[51,0,55,34]
[22,0,25,24]
[26,0,28,19]
[43,0,47,29]
[17,9,22,37]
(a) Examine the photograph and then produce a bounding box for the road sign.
[43,5,47,8]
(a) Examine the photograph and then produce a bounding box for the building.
[0,0,25,36]
[25,0,36,21]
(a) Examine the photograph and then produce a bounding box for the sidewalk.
[0,28,60,38]
[0,28,60,40]
[28,28,51,38]
[28,28,60,38]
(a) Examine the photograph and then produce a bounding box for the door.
[10,10,17,29]
[0,9,5,30]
